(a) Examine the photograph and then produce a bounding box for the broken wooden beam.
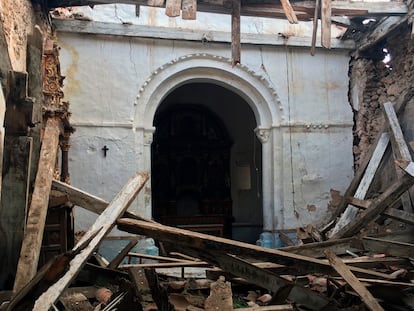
[13,117,62,293]
[107,238,139,269]
[361,237,414,258]
[383,101,413,213]
[280,0,298,24]
[51,179,140,220]
[31,172,148,310]
[347,196,414,225]
[117,218,394,279]
[324,249,385,311]
[330,161,414,239]
[144,268,175,311]
[181,248,336,310]
[330,132,389,236]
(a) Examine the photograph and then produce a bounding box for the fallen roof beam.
[362,237,414,258]
[187,249,336,310]
[324,249,385,311]
[117,218,394,279]
[32,172,148,310]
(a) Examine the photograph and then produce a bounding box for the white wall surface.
[57,10,353,238]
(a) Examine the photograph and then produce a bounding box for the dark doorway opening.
[151,103,233,237]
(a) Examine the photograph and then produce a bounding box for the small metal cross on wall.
[102,145,109,157]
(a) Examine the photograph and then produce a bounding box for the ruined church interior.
[1,0,414,310]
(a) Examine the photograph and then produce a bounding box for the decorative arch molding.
[133,53,284,130]
[132,54,285,243]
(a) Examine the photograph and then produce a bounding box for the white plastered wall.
[57,11,353,242]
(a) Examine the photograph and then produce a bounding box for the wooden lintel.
[13,117,62,293]
[321,0,332,48]
[324,249,385,311]
[31,172,149,310]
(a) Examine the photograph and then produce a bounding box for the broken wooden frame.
[23,172,148,310]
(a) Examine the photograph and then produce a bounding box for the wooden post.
[231,0,241,66]
[321,0,331,48]
[13,117,61,293]
[32,172,148,310]
[182,0,196,20]
[324,249,385,311]
[165,0,181,17]
[280,0,298,24]
[310,0,320,55]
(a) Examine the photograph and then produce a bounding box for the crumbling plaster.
[57,7,354,239]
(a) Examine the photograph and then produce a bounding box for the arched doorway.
[151,83,262,242]
[133,54,284,245]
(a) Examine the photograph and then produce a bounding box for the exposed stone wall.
[0,0,50,71]
[349,22,414,173]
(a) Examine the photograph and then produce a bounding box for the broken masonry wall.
[349,21,414,200]
[0,0,53,290]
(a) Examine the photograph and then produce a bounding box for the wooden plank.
[13,118,61,293]
[310,0,320,56]
[330,132,389,236]
[362,237,414,258]
[165,0,181,17]
[182,0,196,20]
[324,249,384,311]
[117,218,394,279]
[348,196,414,225]
[181,249,335,310]
[120,261,209,269]
[280,0,298,24]
[330,161,414,239]
[321,0,331,48]
[280,237,361,258]
[107,238,139,269]
[52,179,108,213]
[53,19,356,49]
[0,137,32,289]
[231,0,241,66]
[383,101,413,212]
[51,179,141,220]
[32,172,148,310]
